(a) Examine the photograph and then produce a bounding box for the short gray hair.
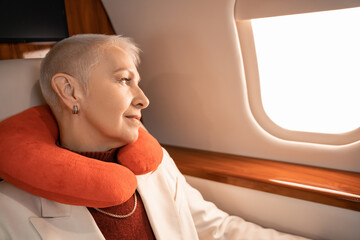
[40,34,140,111]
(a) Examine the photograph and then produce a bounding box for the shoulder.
[136,147,186,194]
[160,148,181,171]
[0,181,42,216]
[154,147,185,180]
[0,181,43,239]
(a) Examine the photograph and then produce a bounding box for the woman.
[0,34,309,239]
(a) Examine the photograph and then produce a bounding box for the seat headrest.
[0,59,45,121]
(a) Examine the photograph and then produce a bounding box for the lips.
[126,115,141,120]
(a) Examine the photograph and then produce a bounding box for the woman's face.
[80,45,149,149]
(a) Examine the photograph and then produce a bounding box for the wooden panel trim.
[164,145,360,212]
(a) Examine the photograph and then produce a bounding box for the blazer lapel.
[137,172,183,240]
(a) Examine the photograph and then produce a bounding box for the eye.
[118,77,131,84]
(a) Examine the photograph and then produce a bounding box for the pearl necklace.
[93,193,137,219]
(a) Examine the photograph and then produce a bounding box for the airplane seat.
[0,59,45,122]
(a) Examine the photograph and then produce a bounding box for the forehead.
[96,45,137,73]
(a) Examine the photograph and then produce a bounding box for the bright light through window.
[252,7,360,134]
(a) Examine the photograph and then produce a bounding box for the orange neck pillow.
[0,105,163,207]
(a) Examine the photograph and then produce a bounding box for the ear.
[51,73,85,112]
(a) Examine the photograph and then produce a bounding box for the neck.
[57,113,126,152]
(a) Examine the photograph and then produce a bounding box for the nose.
[132,86,150,109]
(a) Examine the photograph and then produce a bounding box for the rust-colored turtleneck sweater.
[78,149,156,240]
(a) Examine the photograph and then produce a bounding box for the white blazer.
[0,148,308,240]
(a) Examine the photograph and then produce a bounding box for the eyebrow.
[113,68,141,82]
[113,68,128,74]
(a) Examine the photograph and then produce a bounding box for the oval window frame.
[236,19,360,145]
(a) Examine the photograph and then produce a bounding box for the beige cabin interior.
[0,0,359,239]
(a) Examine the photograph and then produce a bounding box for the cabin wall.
[102,0,360,239]
[0,0,114,60]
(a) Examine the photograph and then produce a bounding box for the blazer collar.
[31,199,105,240]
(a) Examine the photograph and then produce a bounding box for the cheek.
[85,83,131,127]
[97,100,127,125]
[94,93,129,125]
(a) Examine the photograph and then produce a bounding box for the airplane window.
[251,7,360,134]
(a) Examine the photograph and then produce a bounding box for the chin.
[124,131,139,144]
